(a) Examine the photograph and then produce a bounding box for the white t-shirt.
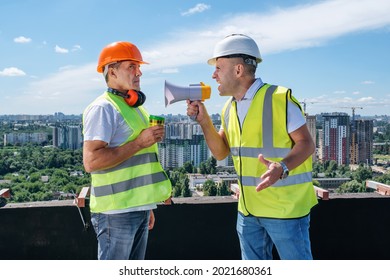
[83,96,132,146]
[227,78,305,133]
[83,94,156,214]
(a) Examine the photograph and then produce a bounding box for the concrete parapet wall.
[1,194,390,260]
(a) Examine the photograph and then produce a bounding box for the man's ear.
[235,63,244,76]
[109,67,117,79]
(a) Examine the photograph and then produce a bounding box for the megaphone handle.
[188,100,199,121]
[190,113,198,121]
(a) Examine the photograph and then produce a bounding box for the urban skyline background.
[2,112,382,170]
[1,0,390,117]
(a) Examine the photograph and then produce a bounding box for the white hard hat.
[207,34,262,66]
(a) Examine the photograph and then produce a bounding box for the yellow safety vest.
[221,84,318,218]
[84,92,172,213]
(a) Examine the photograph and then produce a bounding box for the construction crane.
[299,99,318,114]
[337,106,363,122]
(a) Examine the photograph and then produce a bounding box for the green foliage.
[336,180,365,193]
[181,180,191,197]
[182,161,195,173]
[167,170,180,190]
[313,160,357,179]
[373,173,390,185]
[169,169,192,198]
[217,181,231,196]
[373,122,390,142]
[178,173,191,197]
[203,180,217,196]
[199,157,217,175]
[0,146,87,203]
[352,164,373,183]
[312,160,379,193]
[1,144,386,203]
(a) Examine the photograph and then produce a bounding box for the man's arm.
[187,100,230,160]
[256,124,314,191]
[83,125,165,173]
[281,123,315,170]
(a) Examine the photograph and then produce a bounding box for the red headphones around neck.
[107,88,146,107]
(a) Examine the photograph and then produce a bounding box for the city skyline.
[1,0,390,117]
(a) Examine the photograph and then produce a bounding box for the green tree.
[180,175,191,197]
[182,187,191,197]
[375,173,390,185]
[207,157,217,174]
[326,160,338,173]
[168,170,180,190]
[12,190,31,203]
[312,161,324,177]
[0,146,89,203]
[169,170,192,198]
[336,180,365,193]
[338,164,350,175]
[199,162,207,175]
[353,165,373,183]
[203,179,217,196]
[172,185,182,197]
[29,172,41,183]
[182,161,195,173]
[199,157,217,175]
[217,181,231,196]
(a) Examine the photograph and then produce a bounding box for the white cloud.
[143,0,390,71]
[5,63,105,114]
[14,36,32,43]
[161,68,179,74]
[181,3,210,16]
[55,45,69,53]
[0,67,26,76]
[28,64,102,96]
[358,97,375,103]
[302,95,388,115]
[72,45,82,52]
[10,0,390,115]
[361,80,374,85]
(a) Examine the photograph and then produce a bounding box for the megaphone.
[164,80,211,107]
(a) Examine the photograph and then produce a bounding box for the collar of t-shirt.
[233,78,264,128]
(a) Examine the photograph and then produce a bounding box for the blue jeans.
[236,212,313,260]
[91,210,150,260]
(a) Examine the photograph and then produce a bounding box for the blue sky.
[1,0,389,117]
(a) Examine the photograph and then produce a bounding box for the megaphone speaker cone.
[164,80,211,107]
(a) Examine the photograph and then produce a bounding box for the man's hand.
[256,154,283,192]
[186,100,208,124]
[148,210,155,230]
[136,125,165,148]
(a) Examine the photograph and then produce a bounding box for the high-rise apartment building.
[3,132,48,146]
[321,113,350,165]
[350,119,374,165]
[306,115,317,161]
[158,122,211,169]
[53,125,83,150]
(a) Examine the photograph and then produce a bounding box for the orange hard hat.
[97,41,149,73]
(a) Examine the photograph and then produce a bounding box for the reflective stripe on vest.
[86,92,172,213]
[221,83,317,218]
[92,170,168,197]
